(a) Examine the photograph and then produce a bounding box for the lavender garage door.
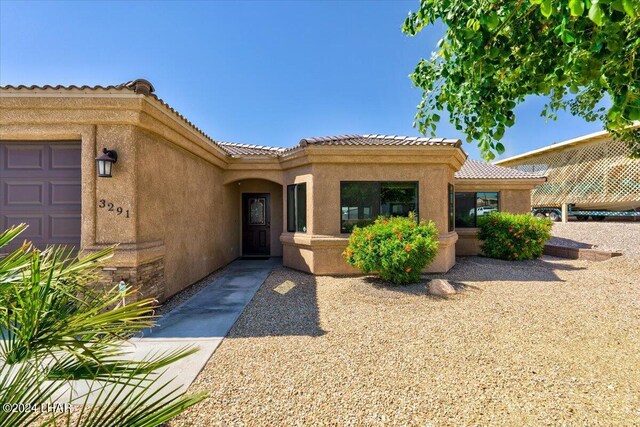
[0,142,81,252]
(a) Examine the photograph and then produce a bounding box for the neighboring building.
[0,80,544,300]
[494,128,640,214]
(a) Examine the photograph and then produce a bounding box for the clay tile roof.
[217,141,285,157]
[0,83,132,91]
[0,79,235,157]
[455,159,545,179]
[1,81,465,158]
[298,134,462,148]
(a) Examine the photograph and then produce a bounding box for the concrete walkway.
[144,257,281,339]
[54,257,279,404]
[136,257,280,391]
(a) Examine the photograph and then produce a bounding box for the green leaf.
[606,106,621,122]
[588,3,605,25]
[540,0,553,18]
[495,142,506,154]
[485,12,500,31]
[560,29,576,43]
[569,0,585,16]
[622,0,637,17]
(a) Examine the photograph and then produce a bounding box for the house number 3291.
[98,199,130,218]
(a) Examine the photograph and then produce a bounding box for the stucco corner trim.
[455,228,479,237]
[438,231,459,246]
[280,233,348,249]
[82,240,165,267]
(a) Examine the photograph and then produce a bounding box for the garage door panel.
[4,145,45,170]
[5,181,44,206]
[50,214,81,239]
[51,145,81,169]
[4,215,44,240]
[1,141,81,252]
[50,181,81,205]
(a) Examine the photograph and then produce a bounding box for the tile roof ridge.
[217,141,285,152]
[299,133,462,147]
[0,83,134,91]
[0,79,228,155]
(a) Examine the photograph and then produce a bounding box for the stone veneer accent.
[100,257,165,302]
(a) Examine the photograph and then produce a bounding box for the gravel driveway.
[168,256,639,426]
[551,221,640,258]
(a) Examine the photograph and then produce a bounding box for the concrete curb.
[544,244,623,261]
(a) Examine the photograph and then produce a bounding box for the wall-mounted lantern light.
[95,148,118,178]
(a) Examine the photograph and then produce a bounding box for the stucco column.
[94,124,138,244]
[421,165,451,233]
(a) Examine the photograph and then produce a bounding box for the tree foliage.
[403,0,640,159]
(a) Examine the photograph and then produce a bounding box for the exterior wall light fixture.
[95,148,118,178]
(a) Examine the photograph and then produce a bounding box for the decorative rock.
[428,279,456,296]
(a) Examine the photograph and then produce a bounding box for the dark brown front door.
[0,141,82,253]
[242,193,270,256]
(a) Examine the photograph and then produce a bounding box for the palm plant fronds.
[0,225,207,426]
[46,344,199,383]
[65,362,206,427]
[0,360,64,427]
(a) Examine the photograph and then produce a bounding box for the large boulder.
[428,279,456,296]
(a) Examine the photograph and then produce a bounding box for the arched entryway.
[228,178,283,258]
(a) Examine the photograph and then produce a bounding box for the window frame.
[448,183,455,232]
[339,181,419,234]
[454,191,500,228]
[287,182,307,233]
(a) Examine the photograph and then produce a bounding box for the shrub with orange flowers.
[478,212,552,261]
[342,212,439,285]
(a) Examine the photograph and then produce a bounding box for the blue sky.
[0,1,605,160]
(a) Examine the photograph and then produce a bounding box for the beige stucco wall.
[280,148,464,274]
[453,180,543,256]
[500,189,534,214]
[0,92,234,300]
[1,88,542,295]
[134,128,239,297]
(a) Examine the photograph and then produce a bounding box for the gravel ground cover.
[551,221,640,258]
[168,256,640,426]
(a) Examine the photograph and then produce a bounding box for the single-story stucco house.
[0,79,544,301]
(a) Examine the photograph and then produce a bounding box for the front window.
[455,191,499,227]
[287,183,307,232]
[340,181,418,233]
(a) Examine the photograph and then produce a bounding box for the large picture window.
[340,181,418,233]
[455,191,499,227]
[287,183,307,232]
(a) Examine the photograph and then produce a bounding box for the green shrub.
[343,213,439,285]
[478,212,553,260]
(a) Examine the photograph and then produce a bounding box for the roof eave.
[494,122,639,165]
